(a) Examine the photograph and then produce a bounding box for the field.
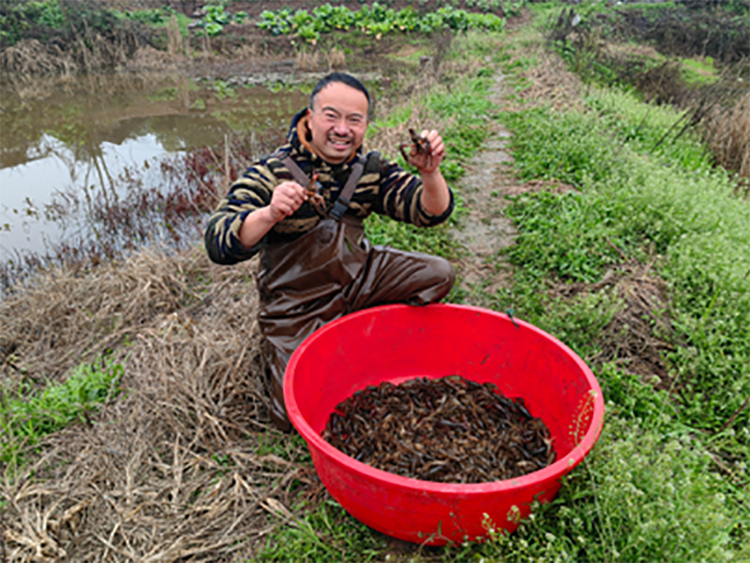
[1,1,749,561]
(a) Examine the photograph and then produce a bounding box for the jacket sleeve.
[375,158,454,227]
[203,163,277,265]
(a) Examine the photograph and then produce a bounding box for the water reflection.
[0,71,309,262]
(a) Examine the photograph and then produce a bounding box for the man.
[204,72,456,431]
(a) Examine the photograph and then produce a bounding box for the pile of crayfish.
[322,375,556,484]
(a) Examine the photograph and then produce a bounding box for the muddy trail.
[450,72,517,299]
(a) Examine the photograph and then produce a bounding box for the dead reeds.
[702,90,750,183]
[0,39,74,76]
[1,245,312,561]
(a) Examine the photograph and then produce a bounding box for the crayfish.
[306,172,327,216]
[399,128,432,169]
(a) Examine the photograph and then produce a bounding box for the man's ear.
[304,110,313,142]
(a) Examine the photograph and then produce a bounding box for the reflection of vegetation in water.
[147,86,179,103]
[211,79,237,100]
[0,129,285,292]
[0,74,307,169]
[210,87,305,134]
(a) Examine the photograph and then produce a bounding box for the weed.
[498,82,750,438]
[259,499,387,560]
[1,353,123,469]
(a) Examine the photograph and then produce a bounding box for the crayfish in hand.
[399,128,432,170]
[306,172,327,216]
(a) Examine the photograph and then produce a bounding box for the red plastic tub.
[284,304,604,545]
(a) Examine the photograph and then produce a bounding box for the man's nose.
[332,120,350,135]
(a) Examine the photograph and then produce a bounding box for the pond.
[0,71,310,269]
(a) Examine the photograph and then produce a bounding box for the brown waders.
[258,157,456,431]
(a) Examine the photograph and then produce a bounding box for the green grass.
[259,20,750,562]
[680,56,719,85]
[0,354,123,470]
[496,87,750,438]
[259,499,388,561]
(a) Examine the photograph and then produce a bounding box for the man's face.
[307,82,369,164]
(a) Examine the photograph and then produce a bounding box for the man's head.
[306,73,371,164]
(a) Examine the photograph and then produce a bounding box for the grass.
[1,353,123,471]
[364,55,498,260]
[496,89,750,436]
[260,499,388,561]
[680,56,719,85]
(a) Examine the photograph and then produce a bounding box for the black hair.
[309,72,372,118]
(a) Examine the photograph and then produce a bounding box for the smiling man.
[204,72,456,431]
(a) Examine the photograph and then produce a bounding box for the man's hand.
[408,129,445,175]
[268,181,309,222]
[238,181,308,249]
[411,129,450,217]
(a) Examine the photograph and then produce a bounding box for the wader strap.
[330,159,364,221]
[279,155,365,221]
[280,156,312,189]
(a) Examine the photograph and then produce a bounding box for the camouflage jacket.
[204,109,454,265]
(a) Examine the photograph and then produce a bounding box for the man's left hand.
[409,129,445,175]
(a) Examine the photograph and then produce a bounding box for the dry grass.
[295,49,319,71]
[703,91,750,182]
[0,25,142,76]
[326,47,346,70]
[514,49,584,112]
[166,15,186,59]
[552,260,674,387]
[293,47,346,71]
[0,246,315,561]
[0,40,74,76]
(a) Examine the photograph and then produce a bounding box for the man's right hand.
[268,181,309,222]
[238,182,308,249]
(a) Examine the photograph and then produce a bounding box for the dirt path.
[450,73,520,303]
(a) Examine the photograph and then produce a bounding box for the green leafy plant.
[0,0,66,46]
[194,0,247,37]
[255,3,506,43]
[120,7,177,26]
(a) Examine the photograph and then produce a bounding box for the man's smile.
[328,136,352,149]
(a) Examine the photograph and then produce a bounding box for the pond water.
[0,72,309,264]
